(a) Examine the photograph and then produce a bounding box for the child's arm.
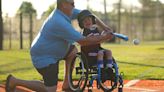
[94,15,113,32]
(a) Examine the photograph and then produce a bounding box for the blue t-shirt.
[30,8,84,68]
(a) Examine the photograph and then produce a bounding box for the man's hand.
[101,31,113,40]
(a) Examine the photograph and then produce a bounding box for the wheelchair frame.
[68,52,124,92]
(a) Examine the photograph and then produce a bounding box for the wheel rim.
[68,54,88,91]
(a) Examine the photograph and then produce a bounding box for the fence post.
[103,0,108,24]
[0,0,3,50]
[117,0,121,43]
[29,13,33,47]
[20,13,23,49]
[9,19,12,49]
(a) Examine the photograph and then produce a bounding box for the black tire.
[68,53,89,91]
[99,58,118,92]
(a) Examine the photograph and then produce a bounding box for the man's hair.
[57,0,73,9]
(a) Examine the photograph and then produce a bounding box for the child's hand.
[107,33,114,40]
[101,31,106,36]
[101,31,111,36]
[103,31,114,40]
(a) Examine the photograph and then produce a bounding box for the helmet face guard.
[77,10,96,29]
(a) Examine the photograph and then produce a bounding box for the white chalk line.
[124,79,140,87]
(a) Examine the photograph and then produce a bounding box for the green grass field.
[0,41,164,84]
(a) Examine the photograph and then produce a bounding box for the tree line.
[1,0,164,50]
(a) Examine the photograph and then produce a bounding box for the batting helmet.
[77,10,96,29]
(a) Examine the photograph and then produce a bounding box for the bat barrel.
[112,33,129,41]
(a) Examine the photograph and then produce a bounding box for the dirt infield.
[0,80,164,92]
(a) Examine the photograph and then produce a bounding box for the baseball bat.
[111,33,129,41]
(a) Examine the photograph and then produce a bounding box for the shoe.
[5,74,15,92]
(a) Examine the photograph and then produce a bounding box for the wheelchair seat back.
[80,52,98,68]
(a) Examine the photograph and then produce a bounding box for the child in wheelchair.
[77,10,115,81]
[67,10,123,92]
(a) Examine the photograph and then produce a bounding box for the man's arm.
[77,32,113,46]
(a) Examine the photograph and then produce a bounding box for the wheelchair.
[68,51,124,92]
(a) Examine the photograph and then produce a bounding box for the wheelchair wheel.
[99,68,116,92]
[99,58,119,92]
[68,52,89,91]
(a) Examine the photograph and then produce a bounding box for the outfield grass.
[0,41,164,84]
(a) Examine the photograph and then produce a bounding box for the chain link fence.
[2,0,164,49]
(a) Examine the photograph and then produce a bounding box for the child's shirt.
[81,28,102,54]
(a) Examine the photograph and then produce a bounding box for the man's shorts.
[36,62,59,87]
[35,45,75,87]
